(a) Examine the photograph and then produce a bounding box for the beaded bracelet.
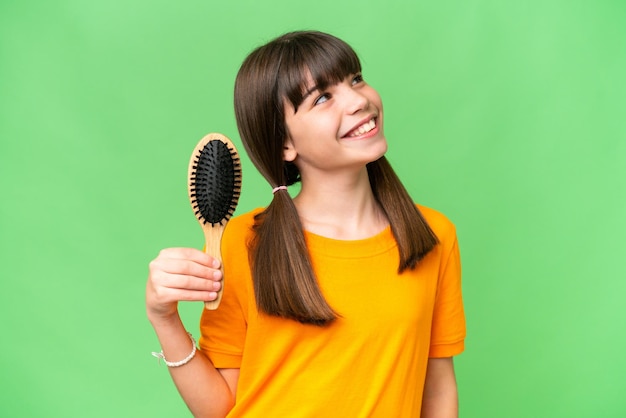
[151,332,197,367]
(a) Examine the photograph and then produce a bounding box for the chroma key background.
[1,0,625,416]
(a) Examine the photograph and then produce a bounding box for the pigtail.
[250,191,337,325]
[367,157,439,271]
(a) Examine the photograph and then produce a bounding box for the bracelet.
[151,332,197,367]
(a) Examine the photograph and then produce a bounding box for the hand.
[146,247,222,323]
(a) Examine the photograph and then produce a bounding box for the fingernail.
[213,270,222,280]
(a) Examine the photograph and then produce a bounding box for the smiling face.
[234,31,384,187]
[283,72,387,180]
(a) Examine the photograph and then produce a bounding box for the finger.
[154,273,222,293]
[156,247,221,268]
[149,282,220,304]
[149,257,222,281]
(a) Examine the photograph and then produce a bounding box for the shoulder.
[221,207,263,244]
[227,207,264,229]
[416,204,457,243]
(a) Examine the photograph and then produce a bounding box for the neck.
[293,168,388,240]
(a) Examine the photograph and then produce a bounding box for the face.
[282,72,387,181]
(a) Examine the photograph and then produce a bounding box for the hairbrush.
[188,133,242,309]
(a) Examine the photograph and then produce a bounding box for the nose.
[340,84,369,115]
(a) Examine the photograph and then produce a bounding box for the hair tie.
[272,185,288,194]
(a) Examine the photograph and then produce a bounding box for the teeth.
[349,119,376,137]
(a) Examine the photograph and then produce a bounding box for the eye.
[313,92,331,106]
[351,73,364,85]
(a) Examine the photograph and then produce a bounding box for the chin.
[367,138,388,163]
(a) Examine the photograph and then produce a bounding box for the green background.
[1,0,625,417]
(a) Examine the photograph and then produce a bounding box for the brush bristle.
[189,139,242,226]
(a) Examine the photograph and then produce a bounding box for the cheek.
[298,115,339,139]
[370,91,384,125]
[370,90,383,110]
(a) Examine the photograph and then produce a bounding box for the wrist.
[152,332,197,367]
[147,308,181,329]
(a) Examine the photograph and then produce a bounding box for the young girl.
[146,30,465,417]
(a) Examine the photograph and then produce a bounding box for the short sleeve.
[198,289,247,368]
[429,233,466,358]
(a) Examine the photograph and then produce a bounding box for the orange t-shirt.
[199,205,465,417]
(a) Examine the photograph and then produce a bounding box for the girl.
[146,30,465,417]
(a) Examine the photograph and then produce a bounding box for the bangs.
[276,32,361,110]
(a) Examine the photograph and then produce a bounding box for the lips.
[343,117,377,138]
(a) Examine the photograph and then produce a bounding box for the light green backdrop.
[1,0,625,417]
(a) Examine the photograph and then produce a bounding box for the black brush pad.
[190,140,240,225]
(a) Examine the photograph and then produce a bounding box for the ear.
[283,136,297,162]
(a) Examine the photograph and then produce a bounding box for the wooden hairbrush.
[188,133,242,309]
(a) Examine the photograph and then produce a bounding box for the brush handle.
[187,132,242,310]
[202,224,226,310]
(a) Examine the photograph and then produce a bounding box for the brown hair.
[234,31,438,326]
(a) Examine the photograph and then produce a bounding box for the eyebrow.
[301,84,320,102]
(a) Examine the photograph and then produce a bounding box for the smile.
[345,118,377,138]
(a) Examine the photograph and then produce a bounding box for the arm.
[421,357,458,418]
[146,247,240,417]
